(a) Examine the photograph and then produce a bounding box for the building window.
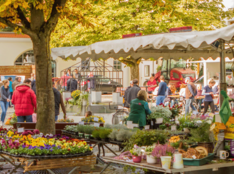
[15,50,35,65]
[15,50,56,77]
[144,65,150,77]
[114,60,122,70]
[173,72,179,79]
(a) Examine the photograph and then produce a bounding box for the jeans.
[185,98,196,115]
[17,115,32,122]
[0,101,9,123]
[156,96,166,106]
[55,115,58,122]
[203,101,215,115]
[9,92,13,107]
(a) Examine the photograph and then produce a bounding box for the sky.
[223,0,234,10]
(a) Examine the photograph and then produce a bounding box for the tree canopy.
[51,0,234,48]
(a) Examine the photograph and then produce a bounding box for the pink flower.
[138,103,141,105]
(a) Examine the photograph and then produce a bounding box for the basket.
[197,142,214,153]
[183,153,215,166]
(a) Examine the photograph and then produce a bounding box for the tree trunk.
[32,34,55,134]
[130,63,139,81]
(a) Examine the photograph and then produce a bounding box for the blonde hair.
[209,79,216,84]
[2,80,9,85]
[137,90,148,101]
[160,75,165,80]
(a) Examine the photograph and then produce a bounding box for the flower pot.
[156,118,163,124]
[78,133,84,138]
[147,155,157,164]
[183,128,190,133]
[84,134,90,139]
[160,156,172,169]
[132,155,142,163]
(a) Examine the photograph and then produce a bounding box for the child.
[85,111,92,117]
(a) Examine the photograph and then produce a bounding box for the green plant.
[188,122,212,143]
[77,125,86,133]
[99,129,112,139]
[108,129,118,140]
[83,126,95,134]
[116,129,135,142]
[147,106,172,121]
[92,129,100,139]
[123,130,169,151]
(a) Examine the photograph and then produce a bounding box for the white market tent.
[51,24,234,104]
[52,24,234,61]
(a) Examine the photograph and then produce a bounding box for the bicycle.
[109,103,129,125]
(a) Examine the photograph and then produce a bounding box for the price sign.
[17,127,24,133]
[145,125,150,130]
[171,125,177,131]
[94,123,100,127]
[94,117,99,122]
[133,124,139,128]
[127,121,133,126]
[79,121,84,125]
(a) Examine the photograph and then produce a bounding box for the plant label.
[128,125,134,129]
[145,125,150,130]
[94,117,99,122]
[94,123,100,127]
[79,121,84,125]
[171,125,177,131]
[17,127,24,133]
[133,124,138,128]
[127,121,133,126]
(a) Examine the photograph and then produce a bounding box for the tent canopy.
[52,24,234,61]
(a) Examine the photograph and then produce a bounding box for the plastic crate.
[183,153,215,166]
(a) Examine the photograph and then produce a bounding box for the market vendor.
[128,90,151,129]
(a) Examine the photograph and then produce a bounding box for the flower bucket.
[156,118,163,124]
[147,155,157,164]
[183,128,190,133]
[160,156,172,169]
[132,155,142,163]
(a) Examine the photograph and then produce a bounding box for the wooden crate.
[21,155,96,172]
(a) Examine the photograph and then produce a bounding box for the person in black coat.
[126,79,141,106]
[67,75,78,92]
[124,81,133,108]
[31,79,36,94]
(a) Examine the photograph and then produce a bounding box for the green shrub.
[92,129,100,139]
[77,125,85,133]
[83,126,95,134]
[108,129,118,140]
[99,129,112,139]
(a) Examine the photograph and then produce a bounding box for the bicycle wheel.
[112,110,129,125]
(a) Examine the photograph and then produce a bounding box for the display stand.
[0,153,96,174]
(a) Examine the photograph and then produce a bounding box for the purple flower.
[39,146,44,150]
[22,144,26,148]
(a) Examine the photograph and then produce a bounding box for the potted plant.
[92,129,100,140]
[99,129,112,142]
[77,125,85,138]
[145,146,157,164]
[84,126,95,139]
[152,144,175,165]
[130,145,142,163]
[108,129,118,141]
[116,129,135,142]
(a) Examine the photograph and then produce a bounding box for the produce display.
[0,128,92,158]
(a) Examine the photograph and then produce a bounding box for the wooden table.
[0,153,96,174]
[101,156,234,174]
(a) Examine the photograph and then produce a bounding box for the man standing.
[185,77,197,115]
[53,82,66,121]
[67,75,78,92]
[12,77,21,91]
[124,81,133,108]
[12,79,36,122]
[126,79,141,105]
[156,75,167,106]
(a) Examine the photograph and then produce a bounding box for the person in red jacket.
[12,79,37,122]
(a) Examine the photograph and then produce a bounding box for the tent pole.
[219,39,227,107]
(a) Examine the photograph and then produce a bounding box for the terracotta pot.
[132,155,142,163]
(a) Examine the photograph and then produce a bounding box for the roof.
[0,33,30,38]
[51,24,234,61]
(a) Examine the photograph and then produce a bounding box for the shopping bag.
[32,113,37,123]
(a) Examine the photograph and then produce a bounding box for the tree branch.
[45,0,67,33]
[0,17,34,36]
[16,6,31,29]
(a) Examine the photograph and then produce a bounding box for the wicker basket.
[197,142,214,153]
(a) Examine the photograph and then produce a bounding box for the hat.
[185,77,191,81]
